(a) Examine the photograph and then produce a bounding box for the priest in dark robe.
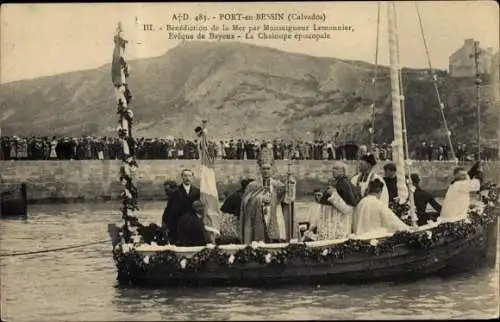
[239,143,294,244]
[161,169,201,244]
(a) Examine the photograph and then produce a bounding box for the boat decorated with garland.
[107,4,499,287]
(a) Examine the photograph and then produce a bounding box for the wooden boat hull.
[0,183,27,218]
[108,214,498,287]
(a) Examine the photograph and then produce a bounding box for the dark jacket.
[162,184,201,244]
[176,210,210,247]
[414,186,442,225]
[383,176,398,203]
[335,175,360,207]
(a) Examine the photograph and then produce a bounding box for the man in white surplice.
[352,178,409,236]
[440,164,482,221]
[351,153,389,205]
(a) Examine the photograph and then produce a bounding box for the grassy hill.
[0,41,497,148]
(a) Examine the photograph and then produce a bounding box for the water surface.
[0,202,498,321]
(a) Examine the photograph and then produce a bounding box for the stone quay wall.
[0,160,498,203]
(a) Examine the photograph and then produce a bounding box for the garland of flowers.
[112,183,498,282]
[111,22,141,244]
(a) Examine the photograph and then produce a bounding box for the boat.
[0,183,28,218]
[107,3,499,287]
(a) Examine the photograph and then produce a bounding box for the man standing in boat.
[440,162,483,221]
[239,143,294,244]
[351,153,389,205]
[162,169,201,244]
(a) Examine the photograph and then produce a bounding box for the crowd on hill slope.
[0,136,496,161]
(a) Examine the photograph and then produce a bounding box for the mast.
[393,4,410,162]
[370,2,381,149]
[472,41,482,160]
[386,3,408,204]
[112,22,139,237]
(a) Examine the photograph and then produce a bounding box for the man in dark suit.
[161,169,201,244]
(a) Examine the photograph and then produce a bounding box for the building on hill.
[449,39,495,77]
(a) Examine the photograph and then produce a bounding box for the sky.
[1,1,498,84]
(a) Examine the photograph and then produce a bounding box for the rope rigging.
[0,239,110,257]
[414,1,457,162]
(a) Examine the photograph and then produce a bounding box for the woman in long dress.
[49,137,58,159]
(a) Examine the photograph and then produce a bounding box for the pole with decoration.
[471,41,482,161]
[112,22,140,241]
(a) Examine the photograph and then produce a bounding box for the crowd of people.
[0,135,496,161]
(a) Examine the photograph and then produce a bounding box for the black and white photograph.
[0,1,499,320]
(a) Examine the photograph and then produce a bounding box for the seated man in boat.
[161,169,201,244]
[351,153,389,205]
[306,161,359,240]
[352,179,410,235]
[409,173,441,226]
[176,200,210,247]
[239,143,294,244]
[440,162,483,221]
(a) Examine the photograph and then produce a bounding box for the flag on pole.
[196,122,221,241]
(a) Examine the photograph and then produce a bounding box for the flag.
[198,128,221,241]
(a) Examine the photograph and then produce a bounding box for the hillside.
[0,41,497,148]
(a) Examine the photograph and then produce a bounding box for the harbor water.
[1,201,498,321]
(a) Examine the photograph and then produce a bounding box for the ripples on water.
[0,202,498,321]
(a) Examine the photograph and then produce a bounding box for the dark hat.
[194,126,203,137]
[383,162,396,172]
[410,173,420,186]
[360,153,376,167]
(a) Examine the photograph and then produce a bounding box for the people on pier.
[440,162,483,221]
[161,169,201,244]
[351,154,389,205]
[410,173,442,226]
[239,143,294,244]
[352,179,409,235]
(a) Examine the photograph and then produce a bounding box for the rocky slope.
[0,41,497,148]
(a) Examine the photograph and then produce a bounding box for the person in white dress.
[351,153,389,205]
[352,178,409,235]
[49,137,58,159]
[440,163,483,221]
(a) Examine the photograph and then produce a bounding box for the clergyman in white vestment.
[440,166,482,221]
[352,179,409,236]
